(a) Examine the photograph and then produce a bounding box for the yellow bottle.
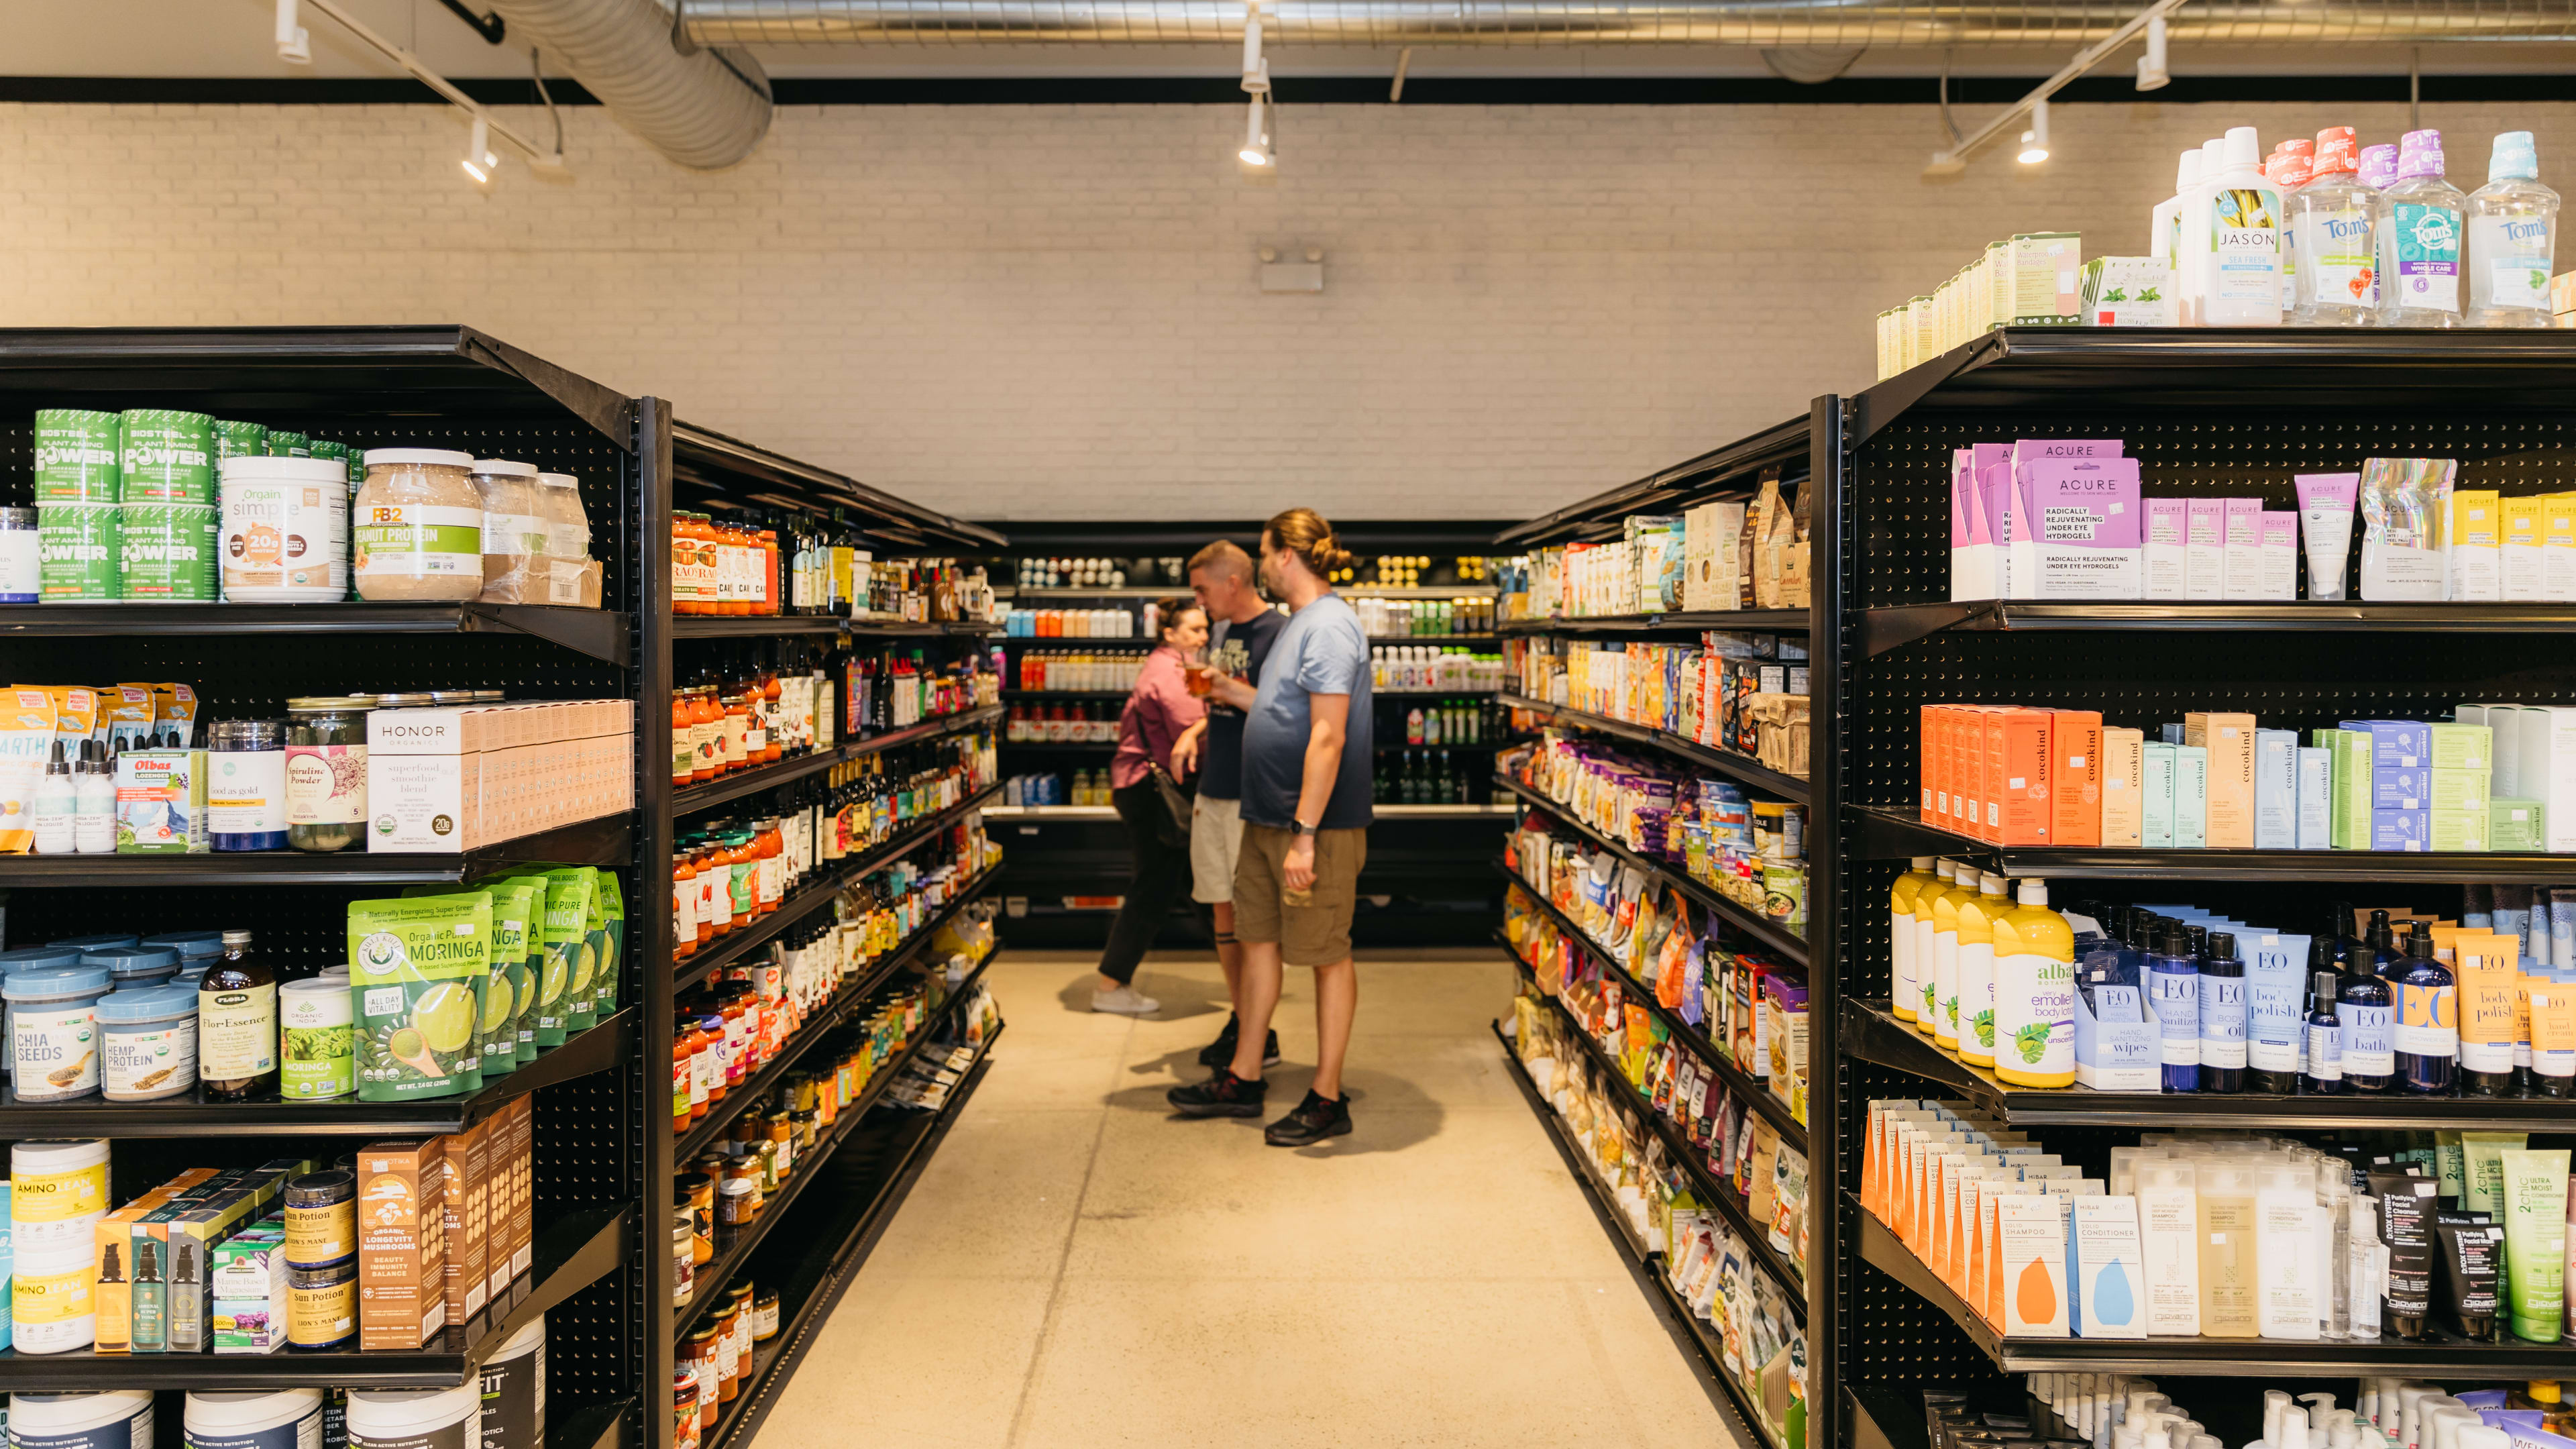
[1928,865,1976,1051]
[1911,861,1963,1032]
[1953,871,2010,1069]
[1888,855,1939,1023]
[1991,878,2076,1087]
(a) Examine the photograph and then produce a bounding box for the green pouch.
[591,867,625,1018]
[347,892,491,1101]
[538,869,598,1044]
[491,874,551,1063]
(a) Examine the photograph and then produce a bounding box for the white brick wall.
[5,97,2573,523]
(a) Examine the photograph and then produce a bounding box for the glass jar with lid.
[536,472,597,606]
[470,458,545,604]
[284,696,376,853]
[354,449,482,601]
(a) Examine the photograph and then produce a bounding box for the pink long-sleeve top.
[1110,645,1206,790]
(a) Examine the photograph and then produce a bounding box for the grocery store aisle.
[753,947,1736,1449]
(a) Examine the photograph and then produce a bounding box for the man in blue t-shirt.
[1168,508,1373,1146]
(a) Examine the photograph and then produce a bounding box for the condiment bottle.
[673,853,698,961]
[199,928,278,1101]
[671,691,694,788]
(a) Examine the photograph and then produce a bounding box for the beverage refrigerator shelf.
[0,811,633,887]
[1507,943,1807,1301]
[1847,803,2576,882]
[1491,1019,1787,1449]
[1497,693,1811,805]
[1860,600,2576,658]
[674,835,995,996]
[673,949,1002,1344]
[1839,997,2576,1129]
[696,1029,1004,1449]
[671,615,999,639]
[987,802,1516,819]
[672,883,997,1163]
[1376,688,1508,696]
[1853,1201,2576,1377]
[1002,584,1496,599]
[1500,610,1811,637]
[671,706,1002,816]
[0,1004,633,1135]
[0,1201,629,1389]
[1492,773,1810,966]
[1495,863,1803,1140]
[545,1397,632,1449]
[0,602,635,665]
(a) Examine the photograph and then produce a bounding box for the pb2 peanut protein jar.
[354,449,482,601]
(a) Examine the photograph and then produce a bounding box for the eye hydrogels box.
[2026,460,2143,600]
[347,893,492,1100]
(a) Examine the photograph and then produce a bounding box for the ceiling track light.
[1241,1,1269,93]
[462,115,498,184]
[2136,12,2171,89]
[275,0,311,62]
[280,0,566,184]
[2017,97,2051,164]
[1237,93,1275,172]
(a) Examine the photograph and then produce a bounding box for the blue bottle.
[2391,922,2457,1095]
[2303,943,2344,1095]
[2198,930,2247,1093]
[2338,936,2397,1094]
[2150,926,2200,1093]
[2365,910,2406,980]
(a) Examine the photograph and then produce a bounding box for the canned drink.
[119,409,215,504]
[39,500,120,601]
[120,502,219,600]
[33,409,121,503]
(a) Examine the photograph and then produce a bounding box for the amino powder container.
[185,1389,323,1449]
[119,409,215,504]
[118,502,218,602]
[480,1316,547,1449]
[11,1140,109,1258]
[8,1391,152,1449]
[345,1383,479,1449]
[220,456,350,602]
[0,508,39,604]
[31,411,121,503]
[10,1242,98,1354]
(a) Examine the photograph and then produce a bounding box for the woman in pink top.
[1090,598,1209,1014]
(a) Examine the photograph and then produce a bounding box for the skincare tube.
[2436,1212,2504,1340]
[2298,472,2361,600]
[2499,1148,2569,1343]
[2463,1132,2530,1215]
[2374,1169,2440,1340]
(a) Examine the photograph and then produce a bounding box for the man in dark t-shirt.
[1173,539,1286,1073]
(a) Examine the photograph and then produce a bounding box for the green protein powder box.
[120,409,215,504]
[33,409,121,503]
[39,500,121,601]
[119,503,218,602]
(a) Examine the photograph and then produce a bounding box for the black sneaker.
[1195,1018,1283,1068]
[1264,1089,1352,1146]
[1167,1069,1268,1118]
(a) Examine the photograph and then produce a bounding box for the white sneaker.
[1091,984,1161,1015]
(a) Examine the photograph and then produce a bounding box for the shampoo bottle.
[2201,126,2287,327]
[1994,879,2077,1087]
[2293,127,2382,325]
[1913,859,1958,1032]
[2198,1157,2263,1337]
[2392,924,2457,1095]
[2139,1159,2204,1335]
[2200,930,2249,1093]
[2379,129,2469,326]
[1957,871,2010,1068]
[2466,131,2560,328]
[2152,926,2202,1093]
[1891,855,1940,1024]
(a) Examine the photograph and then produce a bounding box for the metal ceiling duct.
[681,0,2576,48]
[486,0,773,168]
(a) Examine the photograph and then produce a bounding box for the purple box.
[2341,719,2429,770]
[2372,765,2431,810]
[2372,808,2431,852]
[2025,458,2144,600]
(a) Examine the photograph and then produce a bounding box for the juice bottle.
[694,843,722,943]
[720,691,750,774]
[672,515,698,614]
[1992,878,2076,1087]
[1888,855,1939,1024]
[755,819,784,914]
[757,528,781,614]
[1954,871,2010,1069]
[761,669,785,762]
[1927,863,1976,1051]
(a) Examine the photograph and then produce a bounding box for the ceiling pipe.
[484,0,773,169]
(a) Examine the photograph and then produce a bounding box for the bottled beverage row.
[678,510,994,622]
[1378,698,1505,749]
[1008,554,1501,590]
[997,759,1489,808]
[1373,647,1507,692]
[668,647,1000,788]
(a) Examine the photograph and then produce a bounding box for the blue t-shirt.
[1197,607,1285,804]
[1239,593,1374,832]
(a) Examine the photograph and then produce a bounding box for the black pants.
[1099,780,1191,987]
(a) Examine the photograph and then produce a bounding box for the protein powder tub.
[279,977,355,1099]
[3,968,110,1102]
[96,985,197,1102]
[8,1391,151,1448]
[534,472,592,604]
[119,501,217,601]
[345,1383,478,1449]
[81,944,179,993]
[119,409,215,504]
[11,1242,95,1354]
[184,1389,323,1449]
[220,456,350,602]
[470,460,546,604]
[354,449,482,602]
[0,508,39,604]
[38,501,118,602]
[32,411,121,503]
[480,1316,546,1449]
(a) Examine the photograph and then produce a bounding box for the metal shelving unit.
[1492,773,1810,965]
[1497,692,1812,804]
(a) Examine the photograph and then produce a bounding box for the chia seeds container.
[118,502,219,602]
[38,502,119,602]
[80,944,180,992]
[118,409,215,504]
[4,967,111,1102]
[32,411,121,504]
[0,508,40,604]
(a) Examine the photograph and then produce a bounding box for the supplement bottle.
[2379,129,2469,325]
[199,928,278,1101]
[2467,130,2561,327]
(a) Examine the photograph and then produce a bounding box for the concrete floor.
[752,947,1739,1449]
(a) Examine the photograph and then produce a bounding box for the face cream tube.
[2373,1169,2440,1341]
[2297,472,2361,601]
[2433,1213,2502,1341]
[2498,1148,2569,1343]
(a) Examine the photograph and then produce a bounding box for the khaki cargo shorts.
[1190,793,1244,905]
[1231,821,1367,967]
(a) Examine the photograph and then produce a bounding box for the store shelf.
[672,614,996,639]
[674,950,1000,1344]
[672,706,1000,816]
[1003,584,1495,599]
[1493,773,1809,966]
[1841,997,2576,1128]
[671,420,1005,551]
[1848,804,2576,882]
[0,812,632,887]
[1493,413,1810,549]
[700,1026,1002,1449]
[1494,1016,1653,1260]
[1854,1199,2576,1377]
[0,1201,629,1389]
[1860,600,2576,657]
[1499,693,1811,804]
[0,1006,632,1134]
[1845,1383,1931,1449]
[0,602,634,665]
[1498,873,1803,1140]
[1500,610,1809,637]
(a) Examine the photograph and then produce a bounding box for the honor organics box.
[367,700,636,853]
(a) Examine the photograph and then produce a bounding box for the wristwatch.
[1291,820,1319,838]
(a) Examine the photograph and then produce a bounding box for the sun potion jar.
[208,719,289,851]
[285,697,375,853]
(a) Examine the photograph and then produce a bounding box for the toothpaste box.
[2026,460,2144,600]
[115,746,209,853]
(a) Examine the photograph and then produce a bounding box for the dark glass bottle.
[199,928,278,1102]
[2302,936,2344,1095]
[2337,932,2397,1094]
[2199,930,2247,1093]
[2365,910,2406,979]
[2392,923,2458,1095]
[2150,926,2200,1093]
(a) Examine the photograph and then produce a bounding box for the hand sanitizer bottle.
[2202,127,2286,327]
[2292,127,2381,325]
[2467,130,2560,327]
[2378,129,2468,326]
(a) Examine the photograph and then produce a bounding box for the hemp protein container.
[97,983,198,1102]
[354,449,482,601]
[219,455,350,602]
